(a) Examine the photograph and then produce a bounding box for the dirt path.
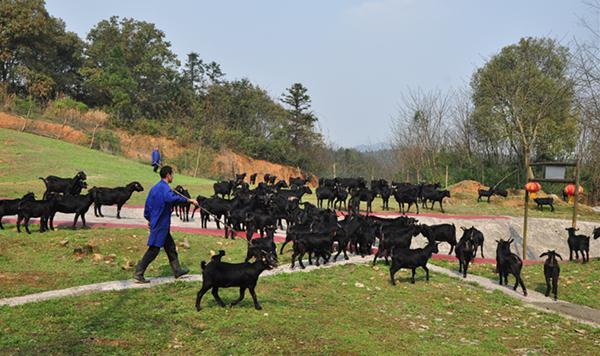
[1,254,599,328]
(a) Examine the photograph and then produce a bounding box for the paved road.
[44,205,600,261]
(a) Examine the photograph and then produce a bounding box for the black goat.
[39,171,87,199]
[389,240,439,284]
[0,192,36,229]
[290,231,334,269]
[50,193,94,229]
[495,239,527,296]
[594,227,600,240]
[213,180,235,199]
[316,186,335,209]
[420,223,457,254]
[174,185,191,222]
[461,226,485,258]
[422,189,451,213]
[196,249,277,311]
[534,197,554,212]
[17,196,58,234]
[455,228,476,278]
[249,173,258,185]
[333,186,348,210]
[477,187,508,203]
[565,227,590,262]
[393,186,420,214]
[89,182,144,219]
[540,250,562,301]
[246,225,277,263]
[235,172,247,184]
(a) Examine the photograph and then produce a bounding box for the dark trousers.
[152,163,159,172]
[135,233,179,276]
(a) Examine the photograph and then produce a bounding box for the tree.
[81,16,182,122]
[183,52,205,94]
[391,88,453,182]
[471,37,577,183]
[0,0,84,100]
[280,83,319,148]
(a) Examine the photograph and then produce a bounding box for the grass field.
[0,128,215,205]
[1,263,598,355]
[2,128,600,222]
[430,258,600,310]
[0,225,255,298]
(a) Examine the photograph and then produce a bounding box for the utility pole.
[572,158,580,229]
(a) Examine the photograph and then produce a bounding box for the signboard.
[544,166,566,180]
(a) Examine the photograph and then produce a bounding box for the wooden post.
[522,156,530,260]
[333,163,336,178]
[417,169,420,183]
[572,158,581,229]
[445,165,449,189]
[193,145,202,177]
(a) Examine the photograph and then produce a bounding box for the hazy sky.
[46,0,589,147]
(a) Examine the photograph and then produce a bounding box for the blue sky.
[46,0,589,147]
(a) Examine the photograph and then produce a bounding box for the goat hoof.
[523,291,528,296]
[255,305,262,310]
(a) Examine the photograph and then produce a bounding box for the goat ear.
[556,253,563,260]
[461,226,466,231]
[539,252,548,258]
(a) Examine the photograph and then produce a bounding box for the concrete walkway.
[1,254,598,328]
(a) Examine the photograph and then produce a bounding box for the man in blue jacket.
[134,166,198,283]
[151,147,161,173]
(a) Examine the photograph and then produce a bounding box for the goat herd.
[0,171,598,311]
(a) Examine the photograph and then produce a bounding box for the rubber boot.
[133,248,159,283]
[170,259,189,279]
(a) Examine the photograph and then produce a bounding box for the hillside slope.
[0,128,215,204]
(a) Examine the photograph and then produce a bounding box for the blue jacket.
[144,180,188,247]
[151,149,161,165]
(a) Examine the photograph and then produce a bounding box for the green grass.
[0,225,254,298]
[1,264,598,355]
[0,128,215,204]
[430,258,600,310]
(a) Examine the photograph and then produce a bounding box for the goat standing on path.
[540,250,562,301]
[495,239,527,296]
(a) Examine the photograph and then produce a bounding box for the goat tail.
[38,177,48,186]
[201,261,207,270]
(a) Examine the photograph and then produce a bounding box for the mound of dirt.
[449,180,486,194]
[211,149,317,186]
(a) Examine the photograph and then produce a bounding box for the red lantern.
[564,184,583,197]
[525,182,541,193]
[525,182,541,199]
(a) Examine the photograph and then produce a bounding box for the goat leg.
[545,276,551,297]
[195,285,211,311]
[423,265,430,281]
[211,287,226,307]
[249,287,262,310]
[230,287,246,307]
[411,268,416,284]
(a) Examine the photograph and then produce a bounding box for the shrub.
[92,129,122,154]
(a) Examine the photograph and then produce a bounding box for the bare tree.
[391,88,453,182]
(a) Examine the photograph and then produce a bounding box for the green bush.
[92,129,122,154]
[51,97,88,112]
[11,97,41,116]
[130,119,163,136]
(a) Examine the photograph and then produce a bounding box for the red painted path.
[3,217,542,264]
